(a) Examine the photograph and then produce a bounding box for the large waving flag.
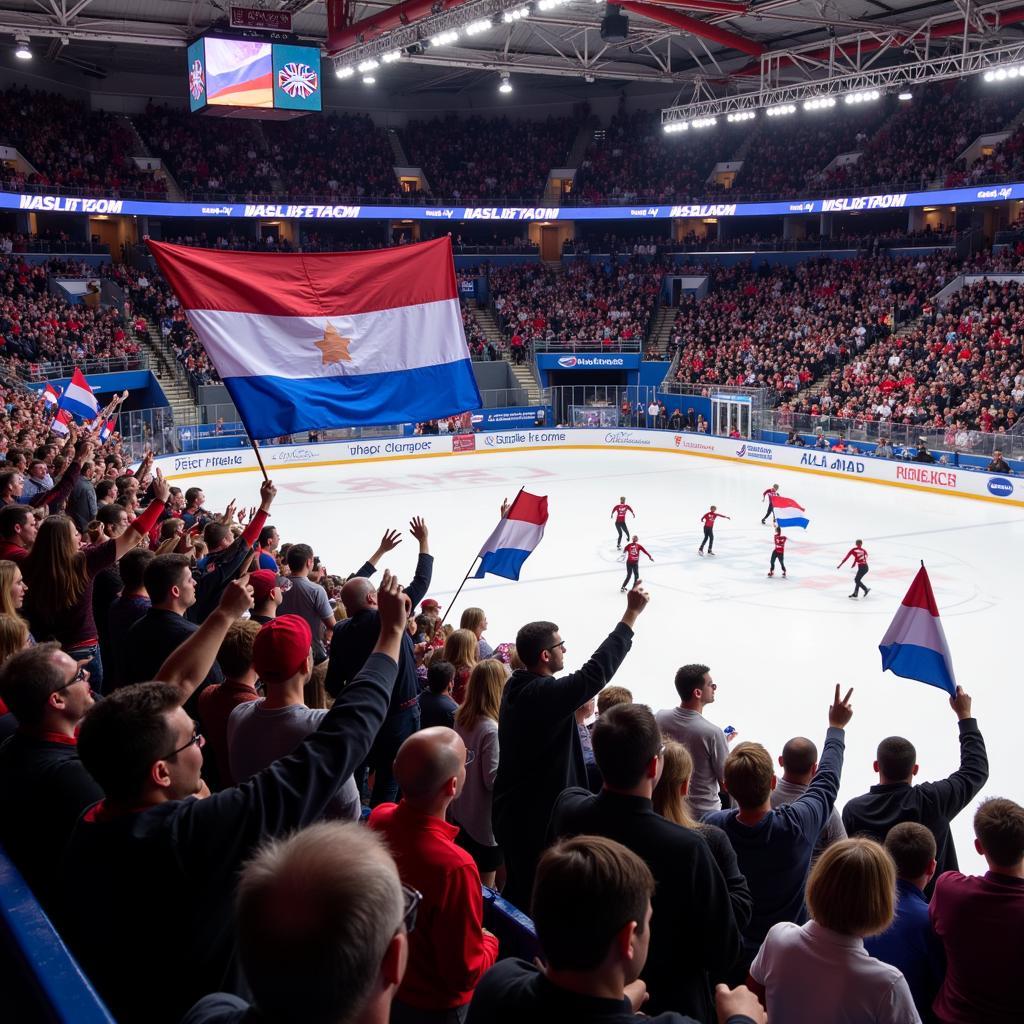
[59,368,99,421]
[147,238,482,440]
[474,491,548,581]
[879,565,957,696]
[773,495,810,529]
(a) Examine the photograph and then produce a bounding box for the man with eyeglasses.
[181,821,418,1024]
[493,583,650,910]
[62,571,409,1024]
[549,703,743,1022]
[369,726,498,1024]
[0,644,101,913]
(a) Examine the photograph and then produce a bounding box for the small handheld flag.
[98,418,115,442]
[473,490,548,581]
[42,383,61,408]
[50,408,73,436]
[878,564,957,696]
[59,367,99,421]
[773,495,810,529]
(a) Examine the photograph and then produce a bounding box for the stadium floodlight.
[464,18,493,34]
[335,65,355,78]
[499,72,513,93]
[14,34,31,60]
[690,116,716,129]
[381,50,401,63]
[765,104,797,117]
[985,65,1024,81]
[844,89,881,104]
[362,75,376,84]
[663,121,689,133]
[898,91,913,100]
[726,110,756,122]
[429,29,459,46]
[803,96,836,110]
[357,59,379,72]
[502,7,530,22]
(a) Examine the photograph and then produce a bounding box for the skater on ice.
[838,541,871,599]
[768,526,788,578]
[761,484,780,525]
[698,506,730,555]
[621,535,653,591]
[610,496,635,551]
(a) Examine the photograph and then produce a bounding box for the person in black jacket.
[327,520,432,806]
[549,704,741,1022]
[467,835,763,1024]
[493,583,649,910]
[841,684,987,889]
[61,570,409,1024]
[0,580,251,916]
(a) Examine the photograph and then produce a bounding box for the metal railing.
[8,355,149,382]
[762,409,1024,459]
[532,339,643,353]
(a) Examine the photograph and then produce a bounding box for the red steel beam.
[620,0,766,56]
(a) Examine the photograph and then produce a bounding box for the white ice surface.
[195,447,1024,868]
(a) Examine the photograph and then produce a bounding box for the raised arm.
[921,686,989,818]
[115,468,168,560]
[32,438,90,510]
[239,479,277,548]
[152,578,254,704]
[354,528,403,579]
[403,516,434,608]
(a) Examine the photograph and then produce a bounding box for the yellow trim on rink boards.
[161,443,1024,509]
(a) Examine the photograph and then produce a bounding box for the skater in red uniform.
[838,540,871,598]
[768,526,787,577]
[621,535,653,591]
[698,506,730,555]
[610,496,635,550]
[761,483,780,525]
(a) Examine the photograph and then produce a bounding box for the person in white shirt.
[748,838,921,1024]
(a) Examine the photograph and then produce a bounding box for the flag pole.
[247,432,269,483]
[439,486,523,628]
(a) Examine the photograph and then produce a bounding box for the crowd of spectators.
[668,252,955,401]
[0,439,1015,1024]
[0,87,167,198]
[573,107,732,203]
[490,258,664,352]
[0,254,140,372]
[806,275,1024,433]
[401,114,579,202]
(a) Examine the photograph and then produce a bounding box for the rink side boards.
[155,429,1024,508]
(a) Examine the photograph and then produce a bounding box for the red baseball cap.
[253,615,312,684]
[421,599,441,611]
[248,569,279,603]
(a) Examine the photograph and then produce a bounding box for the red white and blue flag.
[879,565,957,696]
[97,418,115,442]
[50,407,73,436]
[147,238,482,440]
[474,491,549,581]
[59,367,99,421]
[773,495,810,529]
[42,383,61,408]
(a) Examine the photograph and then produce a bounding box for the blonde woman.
[452,659,508,886]
[0,559,28,619]
[0,612,30,739]
[442,627,478,704]
[459,606,494,658]
[653,740,753,931]
[748,838,918,1023]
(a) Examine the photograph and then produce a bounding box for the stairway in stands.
[468,300,543,404]
[139,321,200,423]
[645,305,677,359]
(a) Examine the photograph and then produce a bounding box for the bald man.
[369,728,498,1024]
[326,519,433,805]
[769,736,847,859]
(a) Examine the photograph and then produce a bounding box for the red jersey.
[624,542,651,563]
[612,503,634,522]
[763,488,778,503]
[773,534,787,554]
[839,546,868,567]
[701,511,725,528]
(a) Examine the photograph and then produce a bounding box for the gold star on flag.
[315,322,352,364]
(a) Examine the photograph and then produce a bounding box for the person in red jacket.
[369,726,498,1023]
[698,506,730,556]
[610,496,635,551]
[837,540,870,599]
[761,484,780,525]
[768,527,787,578]
[621,535,653,592]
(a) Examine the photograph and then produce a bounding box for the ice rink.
[195,446,1024,866]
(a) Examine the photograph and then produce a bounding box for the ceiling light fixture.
[499,72,513,93]
[14,34,31,60]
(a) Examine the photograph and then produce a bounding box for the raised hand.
[379,528,403,553]
[409,516,428,549]
[151,467,171,504]
[829,684,854,728]
[949,684,972,720]
[377,569,412,636]
[259,478,277,511]
[219,575,254,620]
